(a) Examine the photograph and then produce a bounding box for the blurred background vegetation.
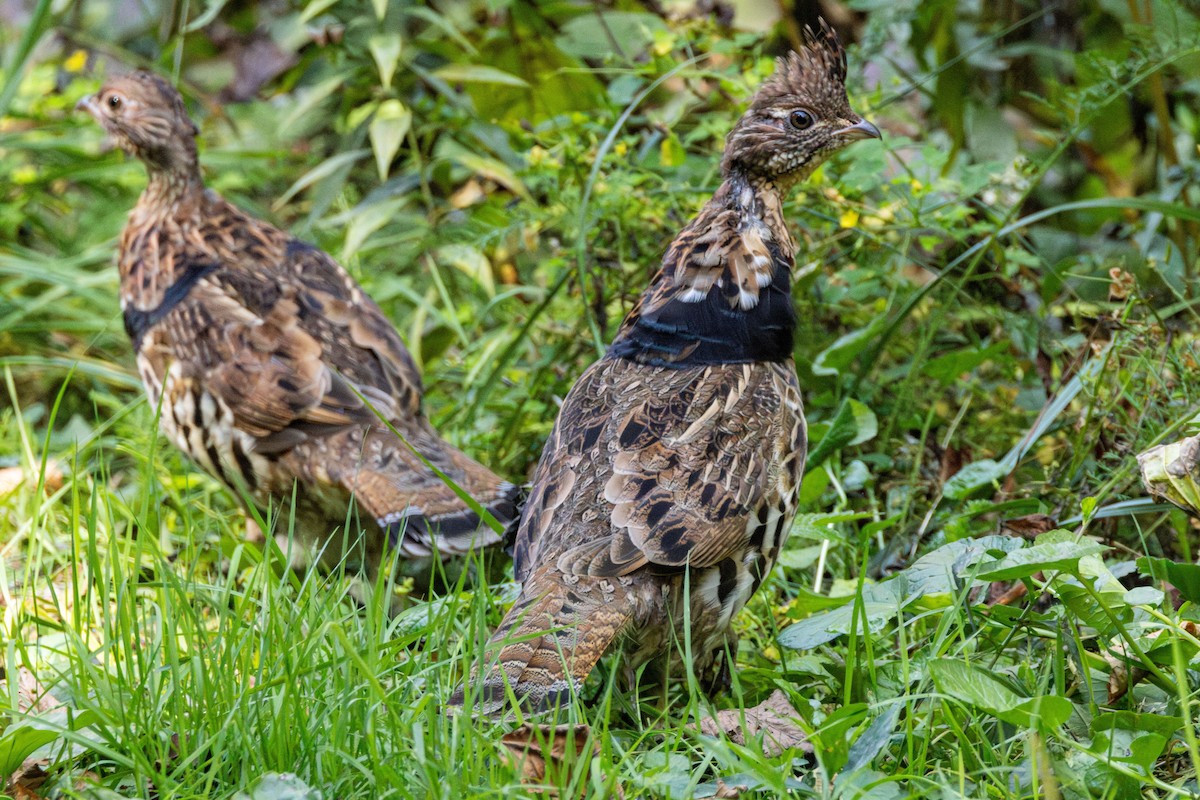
[2,0,1200,796]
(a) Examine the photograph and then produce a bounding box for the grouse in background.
[453,23,880,713]
[78,71,520,585]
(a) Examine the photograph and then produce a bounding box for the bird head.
[722,21,880,188]
[76,71,200,174]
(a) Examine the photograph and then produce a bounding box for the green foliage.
[2,0,1200,797]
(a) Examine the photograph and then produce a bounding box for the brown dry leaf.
[697,689,810,757]
[0,667,58,715]
[450,178,486,209]
[7,759,49,799]
[1107,622,1200,703]
[1105,647,1146,705]
[1108,267,1136,301]
[498,723,622,799]
[713,778,748,798]
[0,462,63,498]
[1001,514,1058,540]
[985,580,1028,606]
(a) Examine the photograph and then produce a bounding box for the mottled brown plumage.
[78,71,519,582]
[453,23,879,714]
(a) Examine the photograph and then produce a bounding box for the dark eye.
[789,109,813,130]
[107,94,122,110]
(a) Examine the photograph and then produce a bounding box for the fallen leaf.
[0,666,58,715]
[697,689,810,757]
[7,758,49,799]
[0,463,63,498]
[1001,514,1058,539]
[498,724,621,798]
[713,778,748,798]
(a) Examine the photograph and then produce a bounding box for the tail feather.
[450,573,632,715]
[352,471,522,557]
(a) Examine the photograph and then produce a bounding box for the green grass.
[3,0,1200,797]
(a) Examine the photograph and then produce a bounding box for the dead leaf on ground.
[498,723,623,798]
[713,778,749,798]
[0,666,58,715]
[1105,622,1200,704]
[1000,514,1057,540]
[7,759,49,799]
[697,689,810,757]
[0,462,63,497]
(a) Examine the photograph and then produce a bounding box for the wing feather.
[512,358,802,580]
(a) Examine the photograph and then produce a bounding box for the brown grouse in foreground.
[454,25,879,713]
[78,72,519,583]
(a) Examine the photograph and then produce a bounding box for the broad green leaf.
[931,660,1071,729]
[274,149,368,210]
[777,581,903,650]
[0,710,99,777]
[789,511,874,541]
[371,0,386,20]
[805,403,857,468]
[443,150,530,200]
[1092,711,1185,738]
[922,342,1009,385]
[433,64,528,88]
[436,244,495,296]
[779,537,1018,650]
[1122,586,1163,606]
[812,316,888,376]
[975,540,1106,581]
[341,197,406,260]
[842,704,902,776]
[1137,556,1200,604]
[943,458,1007,500]
[810,703,869,776]
[299,0,338,23]
[847,399,878,446]
[902,534,1022,597]
[279,74,347,136]
[555,11,669,60]
[368,34,403,89]
[0,725,59,778]
[368,100,411,180]
[1054,555,1130,636]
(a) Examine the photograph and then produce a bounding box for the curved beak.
[75,94,98,117]
[836,118,881,141]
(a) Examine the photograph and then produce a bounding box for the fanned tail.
[351,467,521,558]
[449,572,632,715]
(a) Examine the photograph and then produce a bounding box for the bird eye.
[107,94,123,110]
[789,109,814,130]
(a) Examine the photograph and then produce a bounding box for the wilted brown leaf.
[0,666,57,715]
[697,689,809,757]
[498,723,622,798]
[0,462,63,497]
[1000,514,1057,539]
[713,778,748,798]
[7,759,49,799]
[1105,645,1146,705]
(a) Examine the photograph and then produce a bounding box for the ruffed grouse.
[454,25,879,713]
[78,72,520,583]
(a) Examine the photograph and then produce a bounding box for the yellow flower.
[839,209,860,228]
[64,49,88,73]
